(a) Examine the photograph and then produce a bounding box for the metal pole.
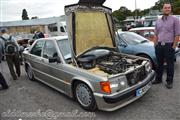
[135,0,137,19]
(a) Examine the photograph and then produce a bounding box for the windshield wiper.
[140,40,148,43]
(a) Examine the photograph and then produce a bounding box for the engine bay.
[77,48,145,75]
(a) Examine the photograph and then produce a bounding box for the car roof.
[129,27,155,31]
[117,31,133,34]
[37,35,68,41]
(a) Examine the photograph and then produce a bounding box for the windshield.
[57,39,71,60]
[144,20,156,27]
[120,32,149,45]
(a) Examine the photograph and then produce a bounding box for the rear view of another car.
[129,27,156,43]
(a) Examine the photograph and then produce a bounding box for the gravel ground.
[0,56,180,120]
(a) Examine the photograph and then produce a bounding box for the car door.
[29,40,45,79]
[40,40,66,92]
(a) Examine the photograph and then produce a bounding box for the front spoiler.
[94,70,155,111]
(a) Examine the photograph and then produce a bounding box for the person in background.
[152,2,180,89]
[33,31,45,39]
[0,32,8,90]
[0,29,21,80]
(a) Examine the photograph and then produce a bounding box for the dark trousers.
[0,72,8,88]
[6,53,21,80]
[155,43,175,83]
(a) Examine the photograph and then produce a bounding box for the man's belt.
[158,42,173,46]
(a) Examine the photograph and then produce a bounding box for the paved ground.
[0,56,180,120]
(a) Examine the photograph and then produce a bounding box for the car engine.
[77,48,144,74]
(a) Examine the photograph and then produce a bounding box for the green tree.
[112,0,180,23]
[151,0,163,10]
[22,9,29,20]
[172,0,180,14]
[141,8,150,16]
[112,6,132,22]
[133,9,144,19]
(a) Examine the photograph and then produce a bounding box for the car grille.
[126,66,147,86]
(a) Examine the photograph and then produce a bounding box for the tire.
[27,66,35,81]
[74,82,97,111]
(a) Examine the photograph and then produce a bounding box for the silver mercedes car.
[23,1,155,111]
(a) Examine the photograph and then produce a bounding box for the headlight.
[145,62,152,73]
[110,76,129,93]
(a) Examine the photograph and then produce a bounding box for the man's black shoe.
[166,83,173,89]
[152,80,162,84]
[0,86,9,90]
[3,86,8,89]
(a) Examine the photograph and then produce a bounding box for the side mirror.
[49,57,61,63]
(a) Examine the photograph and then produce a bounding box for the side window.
[60,26,65,32]
[43,41,58,59]
[143,31,150,37]
[48,23,58,32]
[150,31,155,35]
[30,40,45,56]
[135,31,143,36]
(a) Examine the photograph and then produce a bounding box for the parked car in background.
[116,31,157,69]
[23,2,155,111]
[116,31,180,69]
[129,27,156,43]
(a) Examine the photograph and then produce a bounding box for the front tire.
[74,82,97,111]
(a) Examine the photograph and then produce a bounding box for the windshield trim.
[120,32,149,45]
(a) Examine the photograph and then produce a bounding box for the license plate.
[136,82,151,97]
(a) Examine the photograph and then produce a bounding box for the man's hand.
[154,42,157,47]
[172,44,176,49]
[172,36,179,49]
[154,35,158,47]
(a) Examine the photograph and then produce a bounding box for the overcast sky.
[0,0,158,22]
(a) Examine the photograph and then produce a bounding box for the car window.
[57,39,71,60]
[150,31,155,35]
[60,26,65,32]
[43,41,58,59]
[30,40,45,56]
[143,31,150,37]
[143,31,155,37]
[120,32,149,45]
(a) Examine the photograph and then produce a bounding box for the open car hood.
[65,1,116,57]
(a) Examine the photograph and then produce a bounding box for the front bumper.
[94,70,155,111]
